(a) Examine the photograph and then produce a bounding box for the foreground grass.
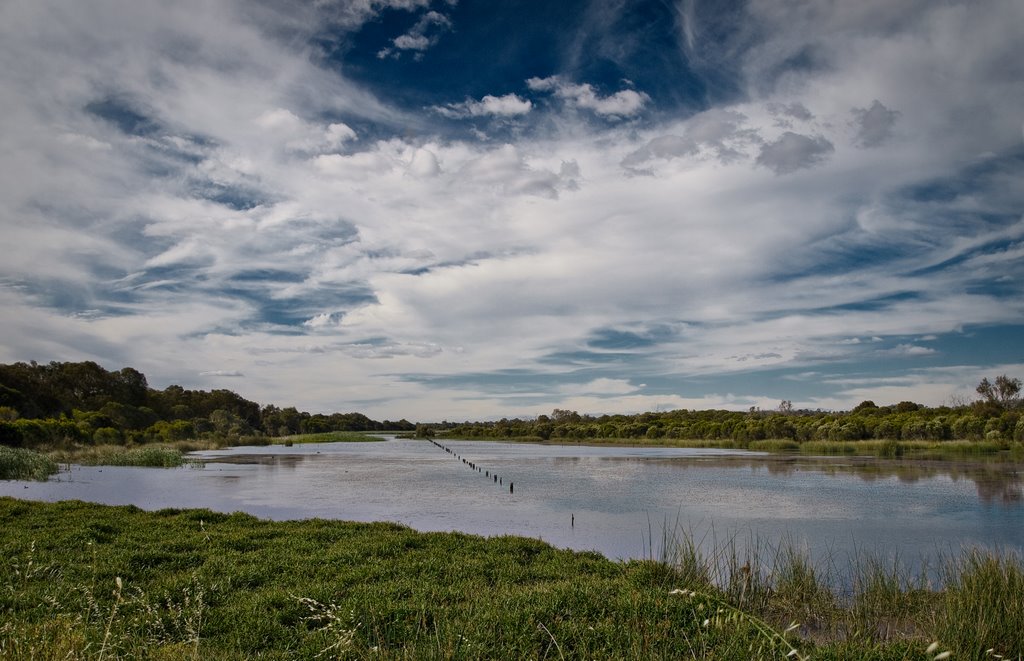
[2,499,1021,660]
[0,446,60,480]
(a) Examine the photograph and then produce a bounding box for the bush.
[93,427,122,445]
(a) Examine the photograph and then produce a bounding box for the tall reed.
[0,446,58,480]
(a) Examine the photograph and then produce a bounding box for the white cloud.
[883,344,937,357]
[850,100,901,148]
[377,9,452,59]
[527,76,650,118]
[559,379,642,396]
[200,370,245,377]
[434,94,533,119]
[0,0,1021,421]
[755,132,834,174]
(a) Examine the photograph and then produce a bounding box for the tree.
[976,375,1021,407]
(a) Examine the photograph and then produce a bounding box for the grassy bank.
[277,431,386,444]
[45,444,188,468]
[1,499,1020,660]
[0,432,386,473]
[0,446,60,480]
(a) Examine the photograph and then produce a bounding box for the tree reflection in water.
[646,456,1023,505]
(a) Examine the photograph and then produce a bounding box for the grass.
[0,446,59,480]
[655,525,1024,660]
[45,445,188,468]
[276,431,385,445]
[1,498,1021,660]
[0,432,386,473]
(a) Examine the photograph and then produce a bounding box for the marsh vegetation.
[2,499,1020,660]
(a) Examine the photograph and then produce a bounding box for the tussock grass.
[1,498,1020,660]
[934,549,1024,659]
[0,446,59,480]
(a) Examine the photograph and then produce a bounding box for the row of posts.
[428,439,513,494]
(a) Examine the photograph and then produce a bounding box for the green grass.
[46,445,187,468]
[748,439,801,452]
[0,446,59,480]
[28,433,385,469]
[278,431,385,445]
[1,499,1020,660]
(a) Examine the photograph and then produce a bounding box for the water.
[2,438,1021,564]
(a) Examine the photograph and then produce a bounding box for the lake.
[2,437,1021,568]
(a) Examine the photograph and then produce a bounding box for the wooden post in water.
[509,482,513,494]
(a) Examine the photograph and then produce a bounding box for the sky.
[1,0,1022,421]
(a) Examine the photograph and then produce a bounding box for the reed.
[933,549,1024,659]
[46,444,186,468]
[656,525,1023,658]
[0,446,59,480]
[278,431,385,444]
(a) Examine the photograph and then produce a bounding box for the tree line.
[1,360,1020,449]
[437,378,1024,444]
[0,361,413,448]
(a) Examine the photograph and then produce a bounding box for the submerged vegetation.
[1,498,1021,660]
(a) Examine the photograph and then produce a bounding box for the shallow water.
[2,437,1021,564]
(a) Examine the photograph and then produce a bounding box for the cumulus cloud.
[408,148,441,177]
[527,76,649,118]
[434,93,533,119]
[621,109,758,169]
[255,109,358,154]
[767,102,814,121]
[851,100,901,147]
[377,10,453,59]
[755,131,834,174]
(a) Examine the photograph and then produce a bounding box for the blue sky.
[1,0,1022,421]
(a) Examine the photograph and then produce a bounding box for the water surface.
[2,438,1020,564]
